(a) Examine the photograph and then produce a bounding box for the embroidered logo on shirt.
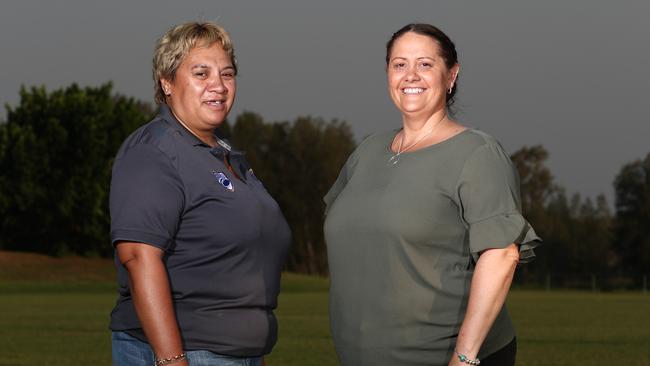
[212,171,234,192]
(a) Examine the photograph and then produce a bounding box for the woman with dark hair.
[109,21,290,366]
[324,23,540,366]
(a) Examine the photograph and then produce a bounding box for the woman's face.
[162,42,236,131]
[387,32,458,119]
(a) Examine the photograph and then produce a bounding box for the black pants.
[480,337,517,366]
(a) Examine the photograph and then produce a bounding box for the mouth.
[401,87,426,95]
[204,99,226,108]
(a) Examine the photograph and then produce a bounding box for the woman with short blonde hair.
[109,21,290,366]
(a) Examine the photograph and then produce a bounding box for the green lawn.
[509,291,650,366]
[0,253,648,365]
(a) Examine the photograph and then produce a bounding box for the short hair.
[386,23,459,109]
[153,21,237,105]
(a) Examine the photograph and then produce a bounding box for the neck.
[401,110,448,138]
[171,110,217,147]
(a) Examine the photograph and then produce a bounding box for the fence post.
[643,274,647,295]
[545,273,551,291]
[591,274,597,292]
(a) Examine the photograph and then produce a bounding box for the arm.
[117,242,188,366]
[448,243,519,366]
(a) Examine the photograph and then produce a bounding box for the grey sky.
[1,0,649,206]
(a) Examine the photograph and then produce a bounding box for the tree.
[567,194,612,275]
[230,113,356,274]
[510,145,558,280]
[510,145,614,282]
[613,153,650,276]
[510,145,556,218]
[0,83,153,255]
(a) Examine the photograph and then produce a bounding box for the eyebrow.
[190,64,235,71]
[390,56,436,62]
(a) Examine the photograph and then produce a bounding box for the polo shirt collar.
[157,104,244,157]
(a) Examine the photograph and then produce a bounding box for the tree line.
[506,145,649,288]
[0,83,648,279]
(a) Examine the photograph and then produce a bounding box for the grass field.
[0,251,649,366]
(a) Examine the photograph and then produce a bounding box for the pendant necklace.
[388,113,447,166]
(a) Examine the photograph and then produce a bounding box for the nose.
[208,74,227,94]
[405,65,420,82]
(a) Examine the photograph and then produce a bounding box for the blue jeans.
[112,331,263,366]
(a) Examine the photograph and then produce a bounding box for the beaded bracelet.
[155,352,187,366]
[455,350,480,365]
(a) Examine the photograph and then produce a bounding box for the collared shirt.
[109,105,291,356]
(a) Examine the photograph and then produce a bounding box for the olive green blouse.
[324,128,540,366]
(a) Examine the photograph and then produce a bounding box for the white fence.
[513,273,648,292]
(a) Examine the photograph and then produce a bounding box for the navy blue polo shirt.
[109,105,291,356]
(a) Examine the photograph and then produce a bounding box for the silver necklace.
[388,114,447,165]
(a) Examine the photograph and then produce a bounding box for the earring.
[448,86,453,94]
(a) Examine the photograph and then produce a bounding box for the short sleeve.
[109,144,185,251]
[457,143,541,263]
[323,148,359,216]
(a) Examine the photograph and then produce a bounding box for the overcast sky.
[1,0,649,206]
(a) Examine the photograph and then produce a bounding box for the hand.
[447,352,479,366]
[447,355,462,366]
[155,359,188,366]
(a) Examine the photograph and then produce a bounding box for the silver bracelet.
[155,352,187,366]
[455,350,480,365]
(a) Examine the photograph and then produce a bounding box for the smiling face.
[387,32,459,120]
[161,42,236,133]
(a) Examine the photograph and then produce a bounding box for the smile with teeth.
[205,100,225,106]
[402,87,426,95]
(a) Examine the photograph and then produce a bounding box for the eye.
[392,62,406,70]
[418,61,433,69]
[194,72,208,79]
[221,71,235,80]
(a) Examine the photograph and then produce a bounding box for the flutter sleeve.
[457,142,541,263]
